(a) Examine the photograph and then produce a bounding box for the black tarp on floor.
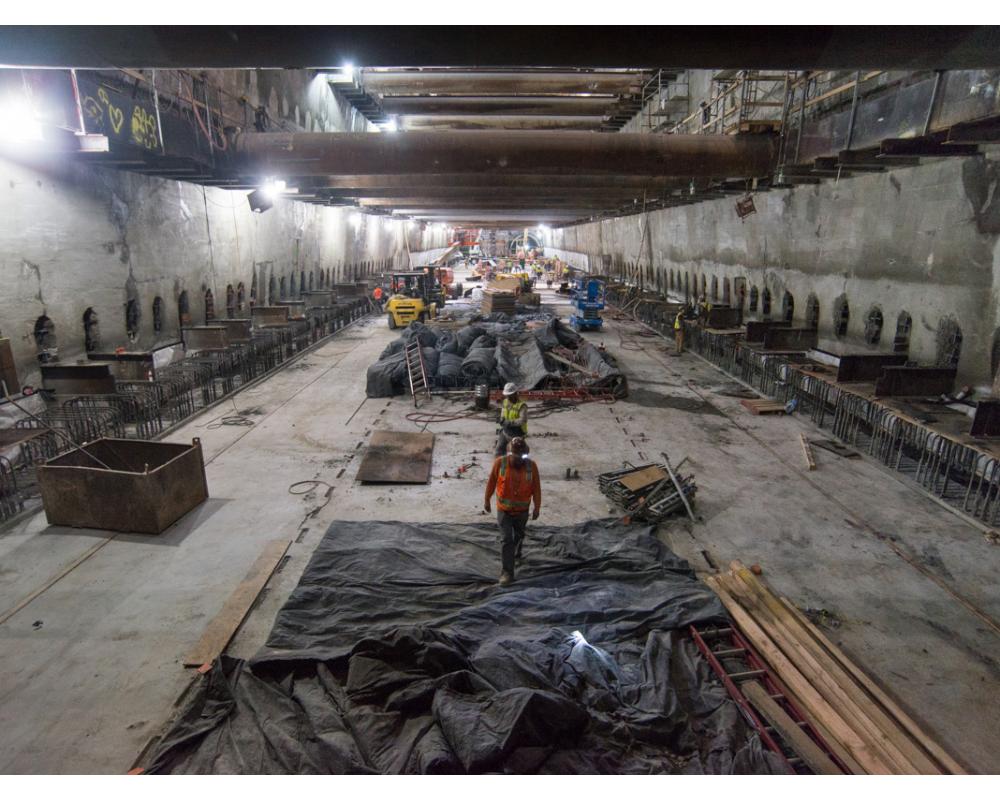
[148,520,785,774]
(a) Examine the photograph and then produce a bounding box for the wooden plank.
[724,569,919,773]
[724,569,923,773]
[740,398,786,415]
[183,539,291,667]
[758,590,943,774]
[799,434,816,470]
[546,350,598,378]
[731,569,936,773]
[705,575,889,773]
[742,680,843,775]
[778,596,966,774]
[355,430,435,484]
[807,714,865,775]
[619,465,668,492]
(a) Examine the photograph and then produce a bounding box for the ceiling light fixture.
[0,93,44,145]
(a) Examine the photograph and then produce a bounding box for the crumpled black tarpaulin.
[460,346,497,380]
[496,332,557,392]
[147,520,785,775]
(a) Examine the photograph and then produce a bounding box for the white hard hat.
[502,382,518,396]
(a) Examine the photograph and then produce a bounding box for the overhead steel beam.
[4,27,1000,69]
[358,198,633,213]
[412,216,586,226]
[380,95,618,115]
[232,131,777,179]
[423,223,582,229]
[324,186,661,199]
[399,115,606,131]
[399,208,599,215]
[309,174,691,190]
[363,71,642,96]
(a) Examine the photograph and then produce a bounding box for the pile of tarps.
[366,315,626,397]
[147,519,786,774]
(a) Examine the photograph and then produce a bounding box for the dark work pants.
[495,424,526,456]
[497,509,528,577]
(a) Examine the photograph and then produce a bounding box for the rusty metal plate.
[217,319,252,343]
[356,430,435,484]
[874,367,957,398]
[251,306,290,327]
[763,327,818,351]
[40,363,117,395]
[182,326,229,351]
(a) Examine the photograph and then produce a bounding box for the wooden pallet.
[740,398,786,415]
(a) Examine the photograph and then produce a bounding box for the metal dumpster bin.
[37,438,209,534]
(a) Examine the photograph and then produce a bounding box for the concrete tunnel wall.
[552,151,1000,389]
[0,156,447,388]
[0,67,449,389]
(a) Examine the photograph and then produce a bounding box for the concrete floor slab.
[0,279,998,773]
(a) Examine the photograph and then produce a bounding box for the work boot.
[498,571,513,586]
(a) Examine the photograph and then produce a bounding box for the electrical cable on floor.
[198,397,256,429]
[288,480,336,517]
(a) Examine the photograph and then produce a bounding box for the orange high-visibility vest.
[496,456,535,513]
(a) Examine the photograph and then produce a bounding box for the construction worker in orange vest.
[483,436,541,586]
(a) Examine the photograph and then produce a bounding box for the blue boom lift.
[569,277,606,331]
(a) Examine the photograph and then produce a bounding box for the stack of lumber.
[482,290,516,315]
[487,275,522,293]
[705,562,965,774]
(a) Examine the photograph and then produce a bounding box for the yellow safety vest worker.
[674,312,683,330]
[501,398,528,433]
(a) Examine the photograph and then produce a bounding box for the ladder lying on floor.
[404,341,431,407]
[689,623,848,774]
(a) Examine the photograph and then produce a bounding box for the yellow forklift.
[385,269,445,329]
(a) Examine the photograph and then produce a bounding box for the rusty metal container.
[217,319,252,343]
[182,326,229,351]
[274,300,307,319]
[37,438,209,534]
[251,306,290,328]
[40,363,117,395]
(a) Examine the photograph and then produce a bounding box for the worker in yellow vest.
[495,382,527,456]
[674,309,685,354]
[483,436,542,586]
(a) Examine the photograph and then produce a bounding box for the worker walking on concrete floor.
[674,309,685,354]
[483,436,541,586]
[496,382,528,456]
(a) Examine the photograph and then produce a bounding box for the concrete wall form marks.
[0,158,444,385]
[552,153,1000,387]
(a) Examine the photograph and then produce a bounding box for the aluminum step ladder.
[404,341,431,406]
